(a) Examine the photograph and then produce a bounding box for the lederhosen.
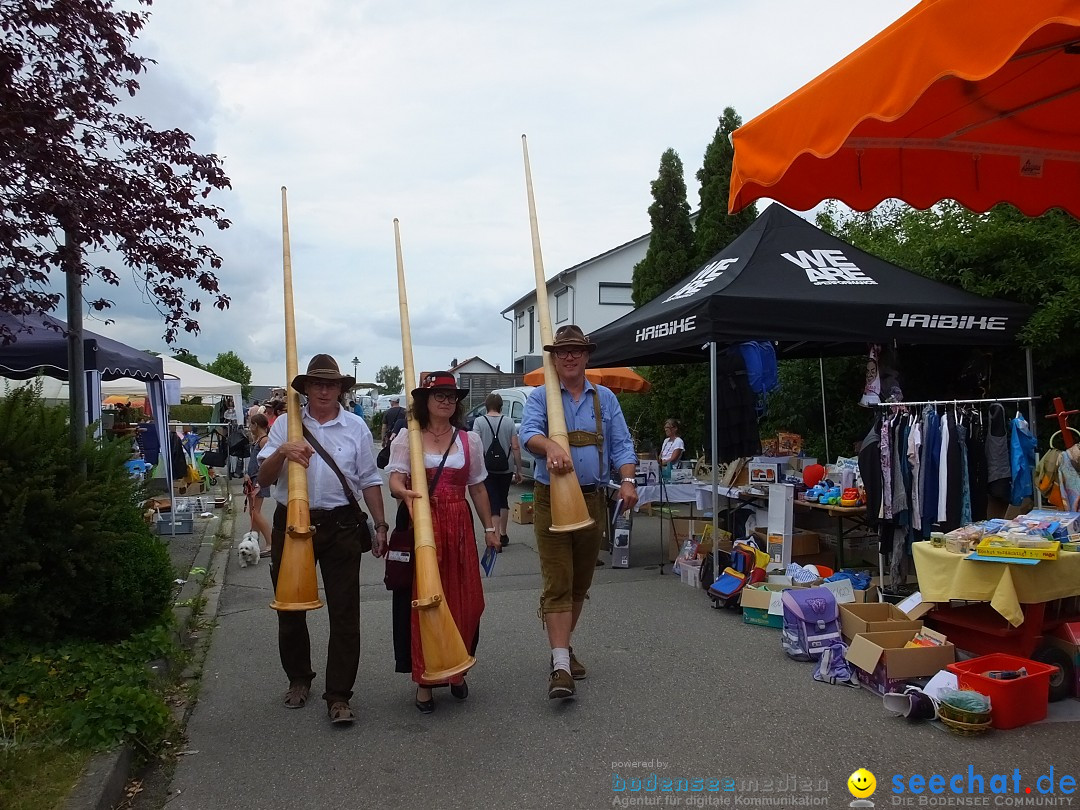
[535,392,609,618]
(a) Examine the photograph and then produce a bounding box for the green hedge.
[0,387,173,643]
[170,403,213,425]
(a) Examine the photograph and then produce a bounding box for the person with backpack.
[471,392,522,550]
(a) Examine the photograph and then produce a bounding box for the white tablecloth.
[608,482,699,511]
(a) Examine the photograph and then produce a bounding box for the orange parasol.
[522,366,651,394]
[104,395,147,407]
[729,0,1080,218]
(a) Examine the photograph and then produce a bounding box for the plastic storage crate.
[947,653,1056,729]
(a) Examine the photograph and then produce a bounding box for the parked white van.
[465,386,538,480]
[375,393,406,413]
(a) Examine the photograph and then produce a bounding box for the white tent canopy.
[101,356,241,405]
[33,356,243,409]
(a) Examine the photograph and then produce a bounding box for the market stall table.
[695,484,870,569]
[912,542,1080,661]
[792,500,869,570]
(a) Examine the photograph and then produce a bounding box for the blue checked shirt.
[519,380,637,487]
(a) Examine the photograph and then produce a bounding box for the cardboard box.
[611,512,631,568]
[840,602,924,641]
[749,460,787,485]
[753,528,821,558]
[853,584,879,603]
[511,501,534,524]
[740,583,787,628]
[845,629,955,695]
[680,559,702,587]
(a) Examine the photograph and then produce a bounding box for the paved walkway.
[158,475,1078,810]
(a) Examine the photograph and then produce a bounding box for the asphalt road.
[165,478,1080,810]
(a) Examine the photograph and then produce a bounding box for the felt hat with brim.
[291,354,355,395]
[412,371,469,401]
[543,324,597,353]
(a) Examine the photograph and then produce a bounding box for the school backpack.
[781,586,842,661]
[482,416,510,473]
[813,640,859,687]
[707,542,766,609]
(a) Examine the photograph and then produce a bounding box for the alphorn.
[270,187,323,611]
[521,135,594,532]
[393,218,475,681]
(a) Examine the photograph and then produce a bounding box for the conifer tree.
[623,149,700,456]
[694,107,758,264]
[631,149,695,306]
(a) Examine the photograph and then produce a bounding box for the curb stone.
[62,498,235,810]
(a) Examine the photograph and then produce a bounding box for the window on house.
[555,288,569,323]
[598,282,633,306]
[516,311,524,328]
[528,306,535,353]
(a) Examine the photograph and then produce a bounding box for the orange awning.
[521,366,651,394]
[729,0,1080,218]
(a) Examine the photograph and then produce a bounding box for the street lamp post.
[351,356,360,382]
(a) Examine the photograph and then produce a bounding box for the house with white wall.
[501,232,649,374]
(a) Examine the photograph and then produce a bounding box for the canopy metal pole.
[1026,347,1040,508]
[819,357,830,464]
[710,342,719,584]
[1025,347,1037,429]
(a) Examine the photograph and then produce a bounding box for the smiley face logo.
[848,768,876,799]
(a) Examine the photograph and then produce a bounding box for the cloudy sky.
[82,0,919,388]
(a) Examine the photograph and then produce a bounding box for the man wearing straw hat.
[520,325,638,700]
[258,354,390,725]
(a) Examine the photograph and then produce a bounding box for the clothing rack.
[874,396,1036,408]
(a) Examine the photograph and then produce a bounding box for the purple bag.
[781,586,841,661]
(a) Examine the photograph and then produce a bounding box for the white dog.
[237,532,261,568]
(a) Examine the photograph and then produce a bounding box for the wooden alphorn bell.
[394,218,475,681]
[270,187,323,611]
[521,135,594,532]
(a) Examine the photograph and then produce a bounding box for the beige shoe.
[328,701,355,724]
[550,648,587,680]
[548,669,575,700]
[283,681,309,709]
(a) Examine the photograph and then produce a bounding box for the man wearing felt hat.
[520,324,638,701]
[258,354,390,726]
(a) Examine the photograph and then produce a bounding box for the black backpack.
[482,416,509,473]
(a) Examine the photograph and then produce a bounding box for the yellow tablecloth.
[911,542,1080,627]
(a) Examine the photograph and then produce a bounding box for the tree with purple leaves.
[0,0,232,344]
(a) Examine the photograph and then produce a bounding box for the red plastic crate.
[947,653,1056,729]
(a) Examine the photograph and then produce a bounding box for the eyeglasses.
[430,391,456,403]
[554,349,585,360]
[307,380,340,391]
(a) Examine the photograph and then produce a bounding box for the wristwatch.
[621,477,637,487]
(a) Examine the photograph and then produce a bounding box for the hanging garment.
[957,423,972,526]
[881,415,893,520]
[967,413,988,522]
[860,344,882,407]
[707,351,762,463]
[943,413,963,529]
[920,407,941,533]
[892,415,910,526]
[1058,449,1080,511]
[858,417,883,529]
[908,419,923,533]
[985,403,1011,502]
[1010,412,1036,505]
[937,415,950,523]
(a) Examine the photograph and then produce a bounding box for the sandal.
[284,681,309,709]
[450,680,469,700]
